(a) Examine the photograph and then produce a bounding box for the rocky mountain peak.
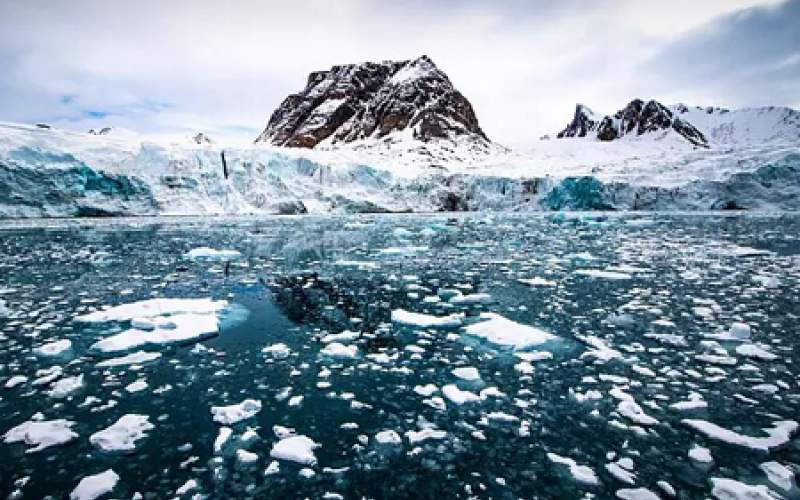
[254,55,488,148]
[557,98,708,147]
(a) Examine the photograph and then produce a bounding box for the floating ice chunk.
[236,449,258,464]
[405,428,447,444]
[452,367,481,381]
[4,375,28,388]
[91,313,221,353]
[695,354,737,366]
[759,461,798,493]
[320,342,358,358]
[547,453,600,486]
[33,339,72,356]
[723,246,774,257]
[449,293,492,305]
[262,343,291,359]
[617,400,659,426]
[729,322,751,340]
[270,435,320,465]
[76,298,227,323]
[688,445,714,463]
[669,393,707,411]
[574,269,632,280]
[682,419,798,452]
[518,277,557,287]
[69,469,119,500]
[125,379,148,393]
[175,479,199,495]
[96,351,162,367]
[4,418,78,453]
[321,330,359,343]
[49,374,84,398]
[615,487,660,500]
[213,427,232,453]
[375,430,402,445]
[379,246,428,255]
[710,478,782,500]
[463,313,555,350]
[605,460,636,484]
[735,344,777,361]
[90,414,153,452]
[753,275,780,288]
[211,399,262,425]
[413,384,439,397]
[185,247,241,261]
[580,336,622,362]
[442,384,482,405]
[391,309,463,328]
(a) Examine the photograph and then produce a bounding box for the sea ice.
[683,419,798,452]
[3,417,78,453]
[391,309,463,328]
[69,469,119,500]
[462,313,555,349]
[185,247,241,261]
[33,339,72,356]
[270,435,320,465]
[211,399,262,425]
[96,351,162,367]
[547,453,600,486]
[90,414,154,452]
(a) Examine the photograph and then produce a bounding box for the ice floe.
[682,419,798,452]
[96,351,162,367]
[90,414,153,452]
[211,399,262,425]
[33,339,72,356]
[270,435,320,465]
[185,247,241,261]
[462,313,555,349]
[69,469,119,500]
[3,417,78,453]
[547,452,600,486]
[391,309,463,328]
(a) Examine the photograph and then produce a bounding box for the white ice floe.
[125,379,148,393]
[617,400,659,426]
[96,351,162,367]
[759,461,798,493]
[185,247,241,261]
[236,448,258,464]
[90,414,154,452]
[574,269,632,280]
[710,477,782,500]
[320,330,359,343]
[320,342,358,358]
[4,375,28,388]
[76,298,227,323]
[580,336,622,363]
[405,428,447,444]
[270,435,320,465]
[449,293,493,305]
[463,313,555,350]
[262,343,291,359]
[547,453,600,486]
[91,313,222,353]
[442,384,482,405]
[615,487,661,500]
[3,417,78,453]
[683,419,798,452]
[669,393,708,412]
[69,469,119,500]
[735,343,777,361]
[49,374,84,399]
[452,367,481,381]
[689,445,714,463]
[211,399,262,425]
[391,309,463,328]
[33,339,72,356]
[413,384,439,397]
[375,430,402,445]
[518,277,557,287]
[213,427,232,454]
[175,479,199,495]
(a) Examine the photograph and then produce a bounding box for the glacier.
[0,117,799,218]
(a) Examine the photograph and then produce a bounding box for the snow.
[3,418,78,453]
[270,435,320,465]
[69,469,119,500]
[682,419,798,452]
[462,313,556,349]
[33,339,72,356]
[90,414,154,452]
[96,351,162,367]
[210,399,262,425]
[391,309,463,328]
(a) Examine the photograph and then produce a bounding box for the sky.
[0,0,798,147]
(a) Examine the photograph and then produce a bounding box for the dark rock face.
[557,99,708,147]
[255,55,488,148]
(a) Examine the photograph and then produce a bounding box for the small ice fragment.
[3,418,78,453]
[320,342,358,358]
[374,430,402,445]
[211,399,262,425]
[391,309,463,328]
[452,367,481,381]
[33,339,72,356]
[270,435,320,465]
[89,414,154,452]
[69,469,119,500]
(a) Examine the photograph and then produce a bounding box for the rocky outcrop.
[254,55,488,148]
[558,99,709,147]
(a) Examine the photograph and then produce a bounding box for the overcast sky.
[1,0,798,146]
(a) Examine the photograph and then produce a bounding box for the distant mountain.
[254,55,489,149]
[556,100,800,148]
[557,99,708,147]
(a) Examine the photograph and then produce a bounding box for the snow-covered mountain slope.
[670,104,800,145]
[1,116,799,217]
[254,56,492,152]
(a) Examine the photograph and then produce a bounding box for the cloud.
[0,0,793,146]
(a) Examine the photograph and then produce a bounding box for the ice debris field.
[0,212,799,499]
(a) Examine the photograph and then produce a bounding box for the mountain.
[254,55,489,149]
[669,104,800,145]
[557,99,708,147]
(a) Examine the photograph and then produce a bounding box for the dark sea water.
[0,212,799,499]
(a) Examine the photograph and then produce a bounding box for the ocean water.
[0,212,799,499]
